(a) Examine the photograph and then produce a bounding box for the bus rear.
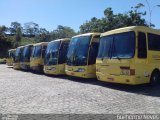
[96,26,160,85]
[44,38,70,75]
[65,33,100,78]
[30,42,48,72]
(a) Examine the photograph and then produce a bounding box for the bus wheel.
[150,70,160,85]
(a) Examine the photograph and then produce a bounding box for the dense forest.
[0,4,154,58]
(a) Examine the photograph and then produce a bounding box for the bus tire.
[150,70,160,85]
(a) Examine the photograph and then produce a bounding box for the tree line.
[0,4,153,58]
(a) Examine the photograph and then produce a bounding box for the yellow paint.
[96,26,160,85]
[65,64,96,78]
[30,42,48,71]
[43,38,70,75]
[65,33,101,78]
[44,64,66,75]
[13,63,21,69]
[6,49,15,66]
[13,46,24,70]
[6,58,13,66]
[30,57,44,71]
[20,44,33,70]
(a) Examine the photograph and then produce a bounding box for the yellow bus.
[44,38,70,75]
[13,46,24,69]
[65,33,100,78]
[96,26,160,85]
[30,42,48,72]
[6,49,16,66]
[20,44,33,70]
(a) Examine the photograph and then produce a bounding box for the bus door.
[135,32,149,82]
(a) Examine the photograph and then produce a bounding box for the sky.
[0,0,159,32]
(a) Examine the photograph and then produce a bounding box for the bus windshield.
[15,48,21,57]
[15,48,22,62]
[32,45,42,58]
[22,46,31,62]
[8,51,15,58]
[44,41,60,65]
[98,31,135,59]
[66,36,91,66]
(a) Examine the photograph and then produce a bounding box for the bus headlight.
[77,68,85,72]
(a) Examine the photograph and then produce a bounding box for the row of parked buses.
[6,26,160,85]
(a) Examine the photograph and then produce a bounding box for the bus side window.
[88,35,100,65]
[138,32,147,58]
[148,33,160,51]
[58,41,69,64]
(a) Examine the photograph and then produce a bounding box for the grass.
[0,58,6,64]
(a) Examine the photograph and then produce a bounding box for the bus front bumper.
[6,62,13,66]
[44,64,66,75]
[30,65,43,72]
[44,66,59,75]
[65,70,96,78]
[20,63,30,70]
[13,63,21,70]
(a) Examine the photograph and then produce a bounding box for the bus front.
[30,43,48,72]
[44,39,70,75]
[65,33,100,78]
[96,27,137,84]
[20,45,33,70]
[13,47,24,69]
[6,49,15,66]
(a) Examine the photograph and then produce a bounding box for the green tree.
[36,28,50,42]
[23,22,39,37]
[50,25,77,40]
[9,22,21,35]
[14,27,22,47]
[80,6,151,33]
[0,25,7,33]
[0,26,12,57]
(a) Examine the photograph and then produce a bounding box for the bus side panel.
[134,58,150,84]
[148,51,160,80]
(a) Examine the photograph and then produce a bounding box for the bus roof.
[33,42,48,46]
[72,33,101,38]
[8,49,16,52]
[17,46,24,49]
[101,26,160,37]
[50,38,70,43]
